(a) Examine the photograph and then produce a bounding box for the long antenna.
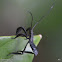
[28,11,33,28]
[32,0,56,30]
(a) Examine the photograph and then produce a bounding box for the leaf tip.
[39,34,42,39]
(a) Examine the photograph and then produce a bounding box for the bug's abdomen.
[30,42,38,56]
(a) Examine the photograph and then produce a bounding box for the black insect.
[11,2,55,56]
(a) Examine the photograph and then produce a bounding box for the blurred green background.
[0,0,62,62]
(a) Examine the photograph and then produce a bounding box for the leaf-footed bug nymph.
[10,1,56,56]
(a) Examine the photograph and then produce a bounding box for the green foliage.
[0,35,42,62]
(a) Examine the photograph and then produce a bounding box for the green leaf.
[0,34,42,62]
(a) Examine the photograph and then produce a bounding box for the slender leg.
[10,51,34,55]
[26,27,31,32]
[16,27,27,35]
[26,27,31,37]
[14,27,31,39]
[10,41,29,55]
[12,27,28,39]
[10,41,34,55]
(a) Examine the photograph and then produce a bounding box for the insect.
[10,1,55,56]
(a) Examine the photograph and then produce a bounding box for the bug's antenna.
[32,0,56,30]
[28,11,33,28]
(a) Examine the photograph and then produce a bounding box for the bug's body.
[10,1,56,56]
[29,28,38,55]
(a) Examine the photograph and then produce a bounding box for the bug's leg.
[10,41,29,55]
[21,51,34,54]
[22,41,29,53]
[16,27,27,35]
[26,27,31,37]
[26,27,31,32]
[9,41,36,55]
[10,41,35,55]
[30,42,38,56]
[11,51,34,55]
[12,27,28,39]
[14,27,31,39]
[11,42,38,56]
